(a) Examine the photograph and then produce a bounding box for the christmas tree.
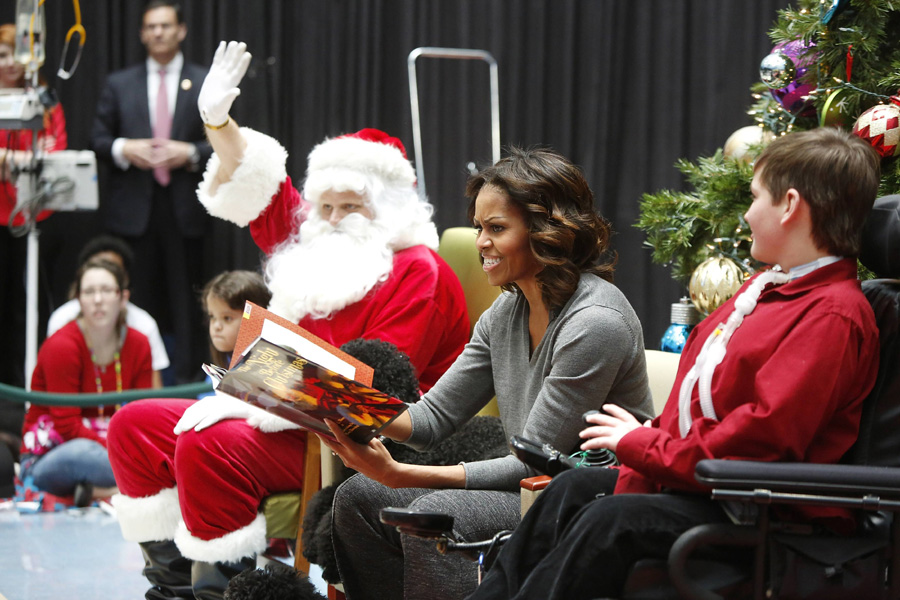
[637,0,900,286]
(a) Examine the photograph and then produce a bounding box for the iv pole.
[24,151,40,391]
[0,101,43,391]
[10,0,46,390]
[11,0,89,389]
[18,109,43,392]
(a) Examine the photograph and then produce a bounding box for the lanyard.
[88,349,123,417]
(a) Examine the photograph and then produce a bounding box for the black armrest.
[696,459,900,500]
[379,507,454,539]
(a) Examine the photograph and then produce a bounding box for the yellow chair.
[643,349,681,416]
[437,227,501,417]
[437,227,501,337]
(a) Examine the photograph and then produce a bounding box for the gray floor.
[0,500,326,600]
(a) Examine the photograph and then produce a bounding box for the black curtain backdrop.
[5,0,793,353]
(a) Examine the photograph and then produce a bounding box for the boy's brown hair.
[754,127,881,258]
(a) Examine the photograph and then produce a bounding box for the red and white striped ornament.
[852,96,900,158]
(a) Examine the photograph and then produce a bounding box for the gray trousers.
[333,474,521,600]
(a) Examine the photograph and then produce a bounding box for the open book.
[204,302,407,444]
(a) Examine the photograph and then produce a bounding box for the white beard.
[265,212,395,323]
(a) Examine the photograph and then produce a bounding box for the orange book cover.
[231,301,373,387]
[219,337,407,444]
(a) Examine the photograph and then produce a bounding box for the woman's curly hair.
[466,146,616,311]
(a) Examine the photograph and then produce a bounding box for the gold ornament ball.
[689,256,746,315]
[819,89,850,128]
[723,126,774,162]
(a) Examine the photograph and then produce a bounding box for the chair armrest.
[521,475,552,491]
[696,459,900,510]
[520,475,551,517]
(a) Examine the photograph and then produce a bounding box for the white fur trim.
[245,411,302,433]
[174,512,267,562]
[196,127,289,227]
[392,221,439,251]
[111,487,182,543]
[307,136,416,190]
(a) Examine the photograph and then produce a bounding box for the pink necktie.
[153,68,171,186]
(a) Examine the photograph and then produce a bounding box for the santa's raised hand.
[198,41,252,128]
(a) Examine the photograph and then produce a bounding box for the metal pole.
[407,47,500,201]
[23,127,40,389]
[25,227,39,390]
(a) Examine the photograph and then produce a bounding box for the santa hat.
[303,128,417,205]
[198,126,435,249]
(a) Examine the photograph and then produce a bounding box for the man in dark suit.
[91,0,211,384]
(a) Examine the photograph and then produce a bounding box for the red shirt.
[249,177,469,391]
[22,320,153,450]
[616,260,879,526]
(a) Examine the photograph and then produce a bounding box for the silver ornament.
[759,52,796,89]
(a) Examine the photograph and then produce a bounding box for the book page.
[232,301,373,386]
[259,320,356,380]
[220,338,407,444]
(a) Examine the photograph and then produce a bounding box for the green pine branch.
[636,0,900,283]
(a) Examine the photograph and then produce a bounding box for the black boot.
[191,556,257,600]
[139,540,194,600]
[73,482,93,508]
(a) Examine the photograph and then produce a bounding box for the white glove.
[174,394,258,434]
[246,411,301,433]
[198,41,252,126]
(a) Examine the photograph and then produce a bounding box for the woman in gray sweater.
[323,147,654,600]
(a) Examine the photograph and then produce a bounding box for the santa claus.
[106,41,469,599]
[196,45,468,391]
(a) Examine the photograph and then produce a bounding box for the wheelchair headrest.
[852,278,900,467]
[860,195,900,279]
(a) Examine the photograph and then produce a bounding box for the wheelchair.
[381,195,900,600]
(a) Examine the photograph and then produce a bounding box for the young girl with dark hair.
[200,270,272,368]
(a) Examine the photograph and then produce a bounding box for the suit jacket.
[91,60,212,237]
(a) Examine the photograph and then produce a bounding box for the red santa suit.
[108,127,469,565]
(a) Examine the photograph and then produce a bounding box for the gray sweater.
[406,273,654,491]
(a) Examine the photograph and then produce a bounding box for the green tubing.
[0,381,213,407]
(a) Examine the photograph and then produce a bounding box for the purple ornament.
[769,40,817,116]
